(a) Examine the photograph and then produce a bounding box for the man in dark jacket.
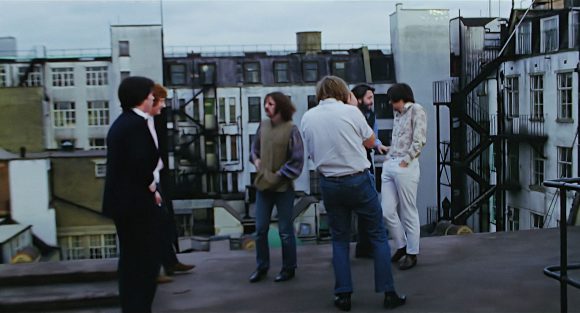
[102,76,161,313]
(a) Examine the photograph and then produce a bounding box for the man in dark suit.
[102,76,161,313]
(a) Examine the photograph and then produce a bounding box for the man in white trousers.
[381,83,427,271]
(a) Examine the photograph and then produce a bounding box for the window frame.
[86,66,108,86]
[87,100,109,126]
[274,61,289,83]
[331,61,347,79]
[516,21,532,55]
[557,146,573,179]
[557,72,573,121]
[303,61,319,82]
[52,101,76,128]
[248,96,261,123]
[530,74,544,121]
[540,16,559,53]
[243,62,261,84]
[119,41,130,57]
[51,67,75,87]
[531,149,544,187]
[169,63,186,85]
[505,76,519,118]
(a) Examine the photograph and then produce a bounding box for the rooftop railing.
[164,43,391,57]
[1,43,391,61]
[543,177,580,313]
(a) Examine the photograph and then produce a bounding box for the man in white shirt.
[301,76,406,311]
[381,83,427,271]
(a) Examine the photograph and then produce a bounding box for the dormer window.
[541,16,558,53]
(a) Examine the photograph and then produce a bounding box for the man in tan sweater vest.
[249,92,304,283]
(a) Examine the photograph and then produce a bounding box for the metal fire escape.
[434,19,505,230]
[165,66,220,200]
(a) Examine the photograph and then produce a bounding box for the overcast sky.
[0,0,533,51]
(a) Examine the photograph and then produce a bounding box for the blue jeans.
[320,170,396,294]
[254,188,297,271]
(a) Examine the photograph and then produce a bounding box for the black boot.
[384,291,406,309]
[334,293,351,311]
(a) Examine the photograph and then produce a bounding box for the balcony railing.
[490,114,547,138]
[433,78,459,104]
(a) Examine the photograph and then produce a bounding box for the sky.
[0,0,534,52]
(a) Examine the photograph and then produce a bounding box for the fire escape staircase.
[437,53,505,225]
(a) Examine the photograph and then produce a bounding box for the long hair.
[316,75,350,103]
[387,83,415,103]
[265,92,296,121]
[351,84,375,101]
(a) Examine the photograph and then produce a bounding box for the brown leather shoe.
[399,254,417,270]
[156,275,173,284]
[391,246,406,263]
[172,262,195,273]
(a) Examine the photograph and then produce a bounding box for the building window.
[51,67,74,87]
[274,62,289,83]
[221,173,229,193]
[18,66,43,87]
[169,64,186,85]
[558,146,573,178]
[175,213,193,237]
[220,136,227,161]
[508,207,520,231]
[87,101,109,126]
[61,235,85,260]
[248,96,261,122]
[375,93,394,119]
[505,76,519,117]
[228,97,237,123]
[530,75,543,120]
[244,62,260,83]
[332,61,346,79]
[90,138,106,151]
[557,72,573,121]
[541,16,559,53]
[86,66,108,86]
[199,63,216,85]
[53,101,76,128]
[531,149,544,187]
[571,11,579,49]
[303,61,318,82]
[307,95,317,110]
[218,97,226,123]
[0,66,6,87]
[89,234,118,259]
[120,71,130,81]
[119,41,130,56]
[231,136,238,161]
[531,212,544,229]
[516,22,531,54]
[231,174,239,193]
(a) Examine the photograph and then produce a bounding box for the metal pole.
[559,188,568,313]
[437,103,441,220]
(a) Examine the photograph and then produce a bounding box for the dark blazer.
[102,110,160,222]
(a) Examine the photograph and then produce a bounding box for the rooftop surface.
[1,227,579,312]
